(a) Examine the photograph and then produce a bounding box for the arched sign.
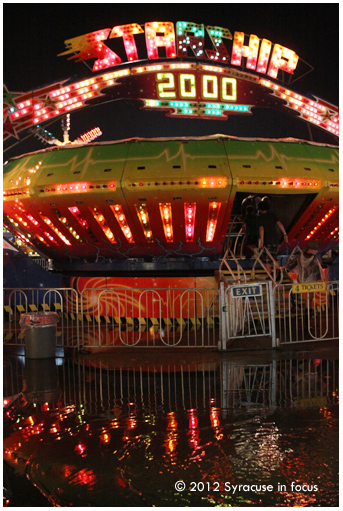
[3,20,339,142]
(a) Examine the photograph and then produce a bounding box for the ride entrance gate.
[220,281,276,350]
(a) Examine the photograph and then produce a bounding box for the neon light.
[58,29,121,72]
[184,203,196,242]
[179,74,196,98]
[79,127,102,143]
[305,207,338,240]
[155,72,238,104]
[145,22,176,59]
[205,25,232,62]
[135,204,153,242]
[221,77,237,101]
[206,202,221,242]
[57,22,300,80]
[257,39,272,74]
[203,75,218,99]
[110,23,144,62]
[57,215,81,241]
[176,21,205,58]
[41,216,72,246]
[268,44,299,79]
[231,33,259,69]
[198,177,227,188]
[159,203,173,242]
[90,208,116,244]
[111,205,135,243]
[68,206,91,232]
[156,73,176,98]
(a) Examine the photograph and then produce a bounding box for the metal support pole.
[269,280,277,348]
[219,282,227,351]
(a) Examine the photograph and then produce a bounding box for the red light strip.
[5,215,37,246]
[305,206,338,240]
[34,181,116,194]
[330,226,339,238]
[206,202,221,242]
[79,127,102,143]
[128,176,226,188]
[41,216,72,246]
[238,178,320,188]
[260,79,339,136]
[184,203,196,242]
[68,207,90,230]
[4,62,338,140]
[135,204,153,242]
[111,205,135,243]
[159,203,173,242]
[12,211,51,246]
[90,208,116,244]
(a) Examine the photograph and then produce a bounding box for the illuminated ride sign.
[3,21,339,142]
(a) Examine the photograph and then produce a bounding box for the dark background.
[3,3,339,159]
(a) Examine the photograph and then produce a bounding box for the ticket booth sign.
[292,282,327,294]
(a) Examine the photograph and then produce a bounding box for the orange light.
[159,203,173,242]
[111,205,135,243]
[90,208,116,244]
[42,216,72,246]
[305,206,338,240]
[206,202,221,242]
[135,204,153,242]
[184,203,196,242]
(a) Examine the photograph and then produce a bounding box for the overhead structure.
[3,20,339,146]
[3,135,338,274]
[3,19,339,274]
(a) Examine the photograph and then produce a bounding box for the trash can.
[24,358,61,403]
[20,311,59,359]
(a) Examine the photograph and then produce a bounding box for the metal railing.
[80,287,220,349]
[3,287,79,349]
[3,280,338,351]
[274,280,339,345]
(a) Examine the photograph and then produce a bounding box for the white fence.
[79,287,220,349]
[3,281,339,351]
[274,281,339,345]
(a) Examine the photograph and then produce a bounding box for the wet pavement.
[3,342,339,507]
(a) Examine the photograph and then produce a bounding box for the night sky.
[3,3,339,159]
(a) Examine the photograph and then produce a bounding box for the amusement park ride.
[3,20,339,278]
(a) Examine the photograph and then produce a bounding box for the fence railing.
[274,281,339,345]
[3,288,79,349]
[4,287,220,350]
[80,287,220,349]
[3,281,339,350]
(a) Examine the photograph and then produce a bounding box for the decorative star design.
[43,94,59,109]
[3,112,20,139]
[321,108,335,122]
[3,85,23,109]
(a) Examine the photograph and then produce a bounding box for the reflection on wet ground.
[3,346,339,507]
